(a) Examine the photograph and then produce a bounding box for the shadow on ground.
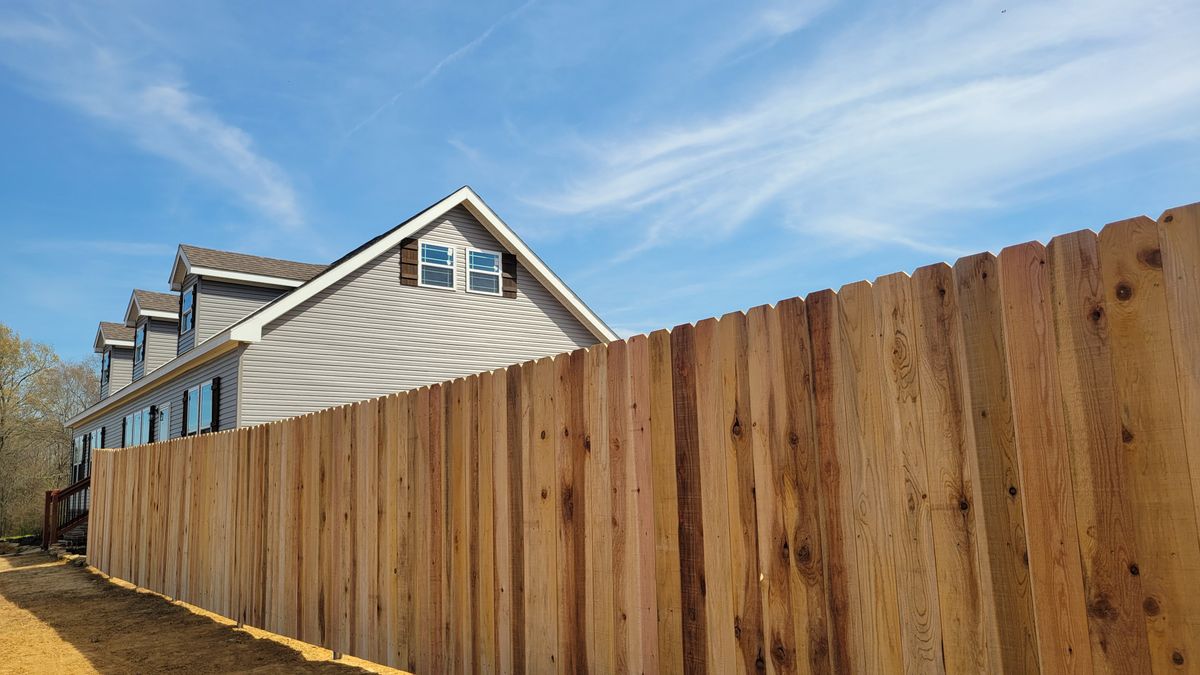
[0,550,375,674]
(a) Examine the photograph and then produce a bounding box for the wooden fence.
[89,204,1200,674]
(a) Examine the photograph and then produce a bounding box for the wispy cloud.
[526,0,1200,260]
[344,0,537,139]
[0,10,305,231]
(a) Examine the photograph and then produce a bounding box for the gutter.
[66,329,243,428]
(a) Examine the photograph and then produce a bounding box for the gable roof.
[170,244,328,290]
[93,322,135,352]
[230,186,618,342]
[68,186,615,428]
[124,289,180,326]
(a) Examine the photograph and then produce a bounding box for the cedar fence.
[89,204,1200,674]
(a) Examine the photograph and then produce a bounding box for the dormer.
[123,289,180,381]
[93,322,134,399]
[168,244,327,355]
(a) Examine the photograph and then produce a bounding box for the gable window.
[467,249,502,295]
[100,350,111,387]
[183,377,219,436]
[180,285,196,333]
[418,241,455,289]
[134,324,146,365]
[122,406,154,447]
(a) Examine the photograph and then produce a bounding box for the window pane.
[468,250,499,272]
[421,266,454,288]
[186,387,199,434]
[142,408,151,443]
[158,404,170,440]
[200,382,213,431]
[420,243,453,266]
[469,271,500,294]
[181,287,194,312]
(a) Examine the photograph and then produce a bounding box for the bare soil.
[0,544,405,674]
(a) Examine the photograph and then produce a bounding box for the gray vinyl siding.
[239,206,599,425]
[195,279,285,342]
[74,347,242,448]
[133,318,177,381]
[101,347,133,399]
[177,276,196,356]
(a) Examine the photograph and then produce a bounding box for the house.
[65,186,616,480]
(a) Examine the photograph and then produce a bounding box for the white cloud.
[0,11,305,231]
[526,0,1200,258]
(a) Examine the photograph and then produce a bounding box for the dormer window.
[100,350,111,386]
[180,284,195,333]
[467,249,502,295]
[419,241,455,289]
[134,324,146,365]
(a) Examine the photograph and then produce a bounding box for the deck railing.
[42,475,91,550]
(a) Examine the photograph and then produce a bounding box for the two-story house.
[66,187,615,478]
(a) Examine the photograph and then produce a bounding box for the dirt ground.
[0,544,407,674]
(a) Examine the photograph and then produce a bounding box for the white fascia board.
[105,340,135,348]
[140,309,179,320]
[66,330,239,428]
[168,247,191,290]
[188,266,306,289]
[460,194,618,342]
[229,187,618,343]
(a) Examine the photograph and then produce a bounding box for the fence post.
[42,490,60,550]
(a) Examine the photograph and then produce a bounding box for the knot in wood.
[1115,282,1134,301]
[1143,596,1161,616]
[1137,248,1163,269]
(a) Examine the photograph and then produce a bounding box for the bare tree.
[0,323,97,536]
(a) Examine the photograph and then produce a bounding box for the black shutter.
[501,253,518,298]
[210,377,221,431]
[400,238,419,286]
[182,389,189,436]
[148,405,157,442]
[100,426,106,449]
[121,417,127,448]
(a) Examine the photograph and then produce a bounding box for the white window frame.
[124,405,153,447]
[156,402,171,442]
[184,379,216,436]
[134,323,146,365]
[465,247,503,296]
[180,284,196,333]
[417,240,456,290]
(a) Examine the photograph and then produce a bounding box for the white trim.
[180,283,196,334]
[465,247,503,296]
[104,340,134,348]
[230,187,617,342]
[188,266,306,288]
[66,329,241,428]
[124,293,179,326]
[416,240,457,291]
[94,325,134,352]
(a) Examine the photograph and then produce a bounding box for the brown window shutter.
[400,238,419,286]
[502,252,517,298]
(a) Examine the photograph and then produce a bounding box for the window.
[100,350,111,387]
[183,377,219,436]
[134,323,146,365]
[418,241,455,289]
[467,249,502,295]
[180,285,195,333]
[156,403,170,442]
[123,406,153,447]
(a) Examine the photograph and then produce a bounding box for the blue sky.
[2,0,1200,361]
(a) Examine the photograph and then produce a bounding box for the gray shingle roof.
[180,244,327,282]
[98,321,135,343]
[132,289,179,314]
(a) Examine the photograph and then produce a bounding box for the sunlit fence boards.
[90,203,1200,674]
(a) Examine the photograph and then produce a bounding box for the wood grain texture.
[85,202,1200,674]
[1047,230,1152,674]
[1098,217,1200,673]
[998,241,1093,674]
[952,252,1041,674]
